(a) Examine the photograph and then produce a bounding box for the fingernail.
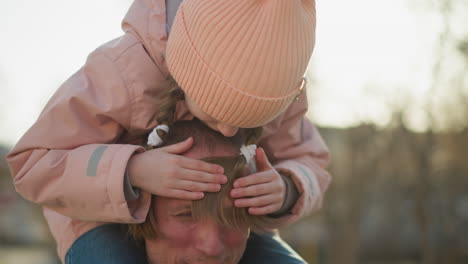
[231,190,238,197]
[233,181,240,188]
[221,176,228,184]
[217,166,224,173]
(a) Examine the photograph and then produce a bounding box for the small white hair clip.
[147,125,169,147]
[240,144,257,173]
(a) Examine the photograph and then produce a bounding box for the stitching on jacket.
[105,145,119,219]
[147,0,167,76]
[94,50,135,131]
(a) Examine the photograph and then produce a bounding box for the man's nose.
[195,221,225,257]
[217,123,239,137]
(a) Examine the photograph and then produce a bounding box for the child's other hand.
[128,137,227,200]
[230,147,286,215]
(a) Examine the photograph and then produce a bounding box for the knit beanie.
[166,0,316,127]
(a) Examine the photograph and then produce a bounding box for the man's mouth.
[180,256,229,264]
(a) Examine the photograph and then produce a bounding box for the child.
[7,0,331,263]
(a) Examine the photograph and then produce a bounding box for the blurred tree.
[316,1,468,263]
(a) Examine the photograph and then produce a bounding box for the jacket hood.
[121,0,168,73]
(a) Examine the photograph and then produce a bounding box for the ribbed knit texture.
[166,0,316,127]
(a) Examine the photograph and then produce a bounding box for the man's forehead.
[162,196,234,211]
[182,144,238,160]
[164,198,191,210]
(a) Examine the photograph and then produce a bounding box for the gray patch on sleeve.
[86,146,108,177]
[297,164,315,196]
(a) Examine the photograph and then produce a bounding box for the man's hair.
[128,119,282,240]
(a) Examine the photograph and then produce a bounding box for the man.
[128,119,304,264]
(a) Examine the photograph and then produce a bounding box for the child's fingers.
[233,170,273,188]
[248,205,279,215]
[231,182,277,198]
[233,194,279,208]
[165,189,204,200]
[158,137,194,154]
[181,168,227,184]
[177,180,222,193]
[178,155,225,174]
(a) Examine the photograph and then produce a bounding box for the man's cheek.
[162,224,193,246]
[223,229,249,247]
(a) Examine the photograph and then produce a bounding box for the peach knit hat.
[166,0,316,127]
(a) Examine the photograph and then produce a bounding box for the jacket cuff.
[273,160,321,224]
[124,167,140,201]
[100,144,150,223]
[268,172,299,217]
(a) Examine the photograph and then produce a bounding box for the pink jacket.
[6,0,330,262]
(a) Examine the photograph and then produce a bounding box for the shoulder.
[82,33,170,131]
[89,33,167,84]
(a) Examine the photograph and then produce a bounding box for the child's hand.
[230,147,286,215]
[128,137,227,200]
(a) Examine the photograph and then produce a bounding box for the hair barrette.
[147,125,169,147]
[240,144,257,173]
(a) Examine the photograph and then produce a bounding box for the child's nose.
[217,123,239,137]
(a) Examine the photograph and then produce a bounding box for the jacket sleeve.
[6,51,151,223]
[259,89,331,226]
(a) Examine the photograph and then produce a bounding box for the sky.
[0,0,441,146]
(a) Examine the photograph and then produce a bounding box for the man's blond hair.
[128,119,282,240]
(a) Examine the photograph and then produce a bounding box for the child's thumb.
[255,147,273,171]
[159,137,194,154]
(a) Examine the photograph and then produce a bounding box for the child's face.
[185,96,239,137]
